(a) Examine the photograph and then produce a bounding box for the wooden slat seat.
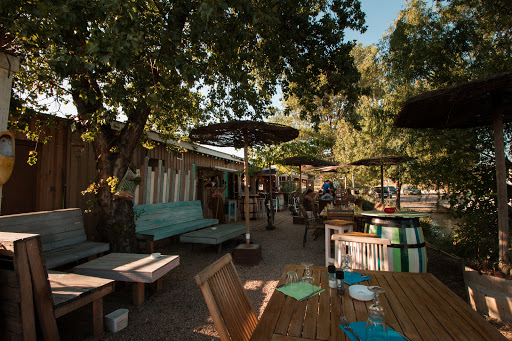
[0,232,114,340]
[134,200,219,252]
[195,254,258,341]
[0,208,110,269]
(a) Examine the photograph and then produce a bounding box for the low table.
[73,253,180,306]
[180,224,248,253]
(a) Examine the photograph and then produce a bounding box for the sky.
[212,0,408,158]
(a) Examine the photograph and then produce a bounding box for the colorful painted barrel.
[240,196,257,220]
[364,216,427,273]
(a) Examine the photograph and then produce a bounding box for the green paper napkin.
[277,282,324,300]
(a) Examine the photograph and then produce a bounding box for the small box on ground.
[105,308,129,333]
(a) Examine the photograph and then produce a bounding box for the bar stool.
[227,199,238,222]
[324,219,354,266]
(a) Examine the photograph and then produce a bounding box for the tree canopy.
[3,0,366,251]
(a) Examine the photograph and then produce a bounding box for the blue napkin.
[344,271,372,285]
[339,321,408,341]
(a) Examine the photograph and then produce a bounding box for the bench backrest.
[0,208,86,252]
[134,200,207,233]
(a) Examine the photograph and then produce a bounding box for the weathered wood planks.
[0,209,110,269]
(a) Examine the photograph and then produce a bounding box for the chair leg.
[303,222,309,247]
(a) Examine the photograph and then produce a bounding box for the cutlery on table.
[298,288,323,301]
[340,316,362,341]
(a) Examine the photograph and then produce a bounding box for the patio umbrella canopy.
[278,156,336,192]
[189,120,299,246]
[394,71,512,268]
[349,155,410,204]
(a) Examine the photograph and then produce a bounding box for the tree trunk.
[71,77,150,253]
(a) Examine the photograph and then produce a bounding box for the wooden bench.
[180,223,248,253]
[0,232,114,340]
[134,200,219,252]
[0,208,110,269]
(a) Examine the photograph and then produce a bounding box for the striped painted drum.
[364,217,427,273]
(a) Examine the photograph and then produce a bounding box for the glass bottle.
[328,265,337,289]
[336,271,345,296]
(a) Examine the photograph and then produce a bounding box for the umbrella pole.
[244,140,251,246]
[380,164,384,204]
[493,109,510,267]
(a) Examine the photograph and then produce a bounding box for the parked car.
[403,186,421,195]
[371,186,390,198]
[386,186,397,196]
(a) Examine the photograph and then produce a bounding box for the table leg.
[92,298,104,340]
[133,282,145,306]
[151,278,162,292]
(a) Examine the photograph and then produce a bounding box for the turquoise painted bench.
[134,200,219,252]
[180,223,249,253]
[0,208,110,269]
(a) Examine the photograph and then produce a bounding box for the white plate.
[349,285,375,301]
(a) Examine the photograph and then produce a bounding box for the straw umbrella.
[189,120,299,250]
[394,71,512,269]
[349,155,410,206]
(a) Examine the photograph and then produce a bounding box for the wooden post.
[0,53,20,215]
[244,139,250,246]
[493,107,510,267]
[380,164,384,204]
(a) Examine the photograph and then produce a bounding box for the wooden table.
[73,253,179,305]
[250,265,507,340]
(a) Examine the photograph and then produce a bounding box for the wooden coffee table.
[73,253,180,305]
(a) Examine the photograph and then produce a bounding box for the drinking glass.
[342,254,353,272]
[300,262,314,292]
[368,286,385,317]
[285,271,298,290]
[364,315,388,341]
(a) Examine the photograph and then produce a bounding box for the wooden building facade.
[2,115,245,234]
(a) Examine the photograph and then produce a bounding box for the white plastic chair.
[332,234,391,271]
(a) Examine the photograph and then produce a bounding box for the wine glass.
[368,286,385,317]
[285,271,298,290]
[300,262,314,291]
[342,254,353,272]
[365,315,388,341]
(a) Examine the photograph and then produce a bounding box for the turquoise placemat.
[344,271,372,285]
[277,282,324,301]
[340,321,408,341]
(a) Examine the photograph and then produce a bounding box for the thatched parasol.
[190,120,299,246]
[278,156,336,192]
[349,155,410,204]
[394,71,512,268]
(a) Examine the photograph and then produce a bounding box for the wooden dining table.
[250,265,507,341]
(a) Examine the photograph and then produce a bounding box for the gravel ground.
[56,211,511,340]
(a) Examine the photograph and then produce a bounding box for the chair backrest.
[332,234,391,271]
[195,254,258,341]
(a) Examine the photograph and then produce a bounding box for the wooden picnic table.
[250,265,506,341]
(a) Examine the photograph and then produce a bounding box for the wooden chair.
[0,232,114,341]
[298,204,325,247]
[195,253,258,341]
[332,233,391,271]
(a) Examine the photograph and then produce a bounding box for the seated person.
[302,189,319,218]
[320,190,334,200]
